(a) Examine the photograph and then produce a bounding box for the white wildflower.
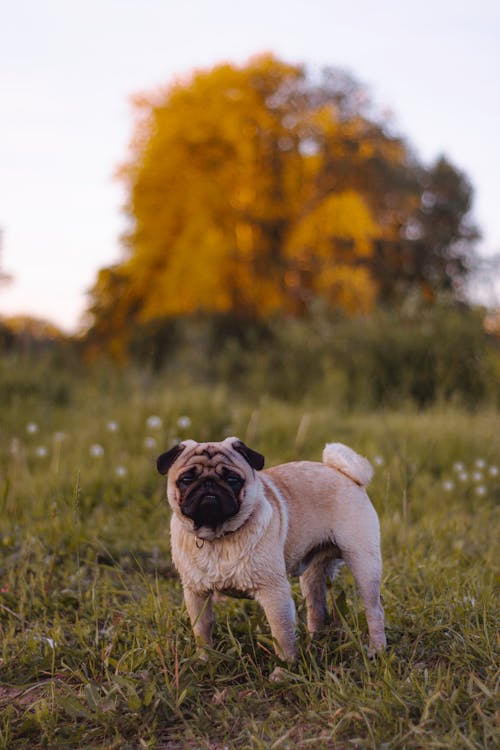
[89,444,104,458]
[442,480,454,492]
[475,485,487,496]
[146,415,162,430]
[35,446,48,458]
[488,465,498,477]
[474,459,486,469]
[458,472,469,482]
[472,471,484,482]
[53,431,66,442]
[26,422,39,435]
[452,462,465,473]
[115,466,127,478]
[10,438,21,458]
[107,420,119,432]
[373,455,384,466]
[177,415,191,430]
[144,436,157,450]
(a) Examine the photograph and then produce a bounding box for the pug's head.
[157,437,265,539]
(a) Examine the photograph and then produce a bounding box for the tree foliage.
[86,54,479,355]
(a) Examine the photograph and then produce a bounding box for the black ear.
[232,440,265,471]
[157,444,185,475]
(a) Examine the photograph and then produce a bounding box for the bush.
[138,303,499,409]
[331,304,497,408]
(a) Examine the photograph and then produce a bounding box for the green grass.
[0,369,499,749]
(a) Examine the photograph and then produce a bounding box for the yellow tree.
[119,56,304,322]
[86,54,478,353]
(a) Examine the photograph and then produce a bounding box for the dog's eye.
[179,474,196,486]
[225,473,243,486]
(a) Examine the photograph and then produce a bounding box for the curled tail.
[322,442,373,487]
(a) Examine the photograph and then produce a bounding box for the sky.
[1,0,499,332]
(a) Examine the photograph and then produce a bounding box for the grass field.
[0,367,498,749]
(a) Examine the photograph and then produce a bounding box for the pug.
[157,437,386,668]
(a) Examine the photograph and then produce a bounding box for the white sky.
[1,0,499,332]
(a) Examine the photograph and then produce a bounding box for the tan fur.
[163,437,386,665]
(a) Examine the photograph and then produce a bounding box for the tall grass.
[0,358,498,748]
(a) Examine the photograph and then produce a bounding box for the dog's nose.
[200,494,217,508]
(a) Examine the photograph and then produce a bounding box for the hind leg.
[300,557,343,636]
[341,549,386,653]
[300,558,328,635]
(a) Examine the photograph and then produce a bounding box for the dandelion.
[472,471,483,482]
[10,438,21,458]
[26,422,39,435]
[442,480,454,492]
[177,415,192,430]
[35,446,48,458]
[452,461,465,473]
[144,436,157,450]
[107,420,119,432]
[146,415,162,430]
[475,485,487,496]
[463,595,476,607]
[458,472,469,482]
[53,431,66,442]
[488,465,499,477]
[474,459,486,469]
[373,456,384,467]
[115,466,127,478]
[89,444,104,458]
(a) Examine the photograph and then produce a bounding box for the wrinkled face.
[176,454,244,530]
[157,438,265,538]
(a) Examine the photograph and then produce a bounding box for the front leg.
[255,580,297,662]
[183,587,213,649]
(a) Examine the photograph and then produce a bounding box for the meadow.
[0,356,498,749]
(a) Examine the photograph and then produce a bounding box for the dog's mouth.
[181,490,240,530]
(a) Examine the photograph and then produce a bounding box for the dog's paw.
[366,639,386,659]
[195,646,210,663]
[269,666,288,682]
